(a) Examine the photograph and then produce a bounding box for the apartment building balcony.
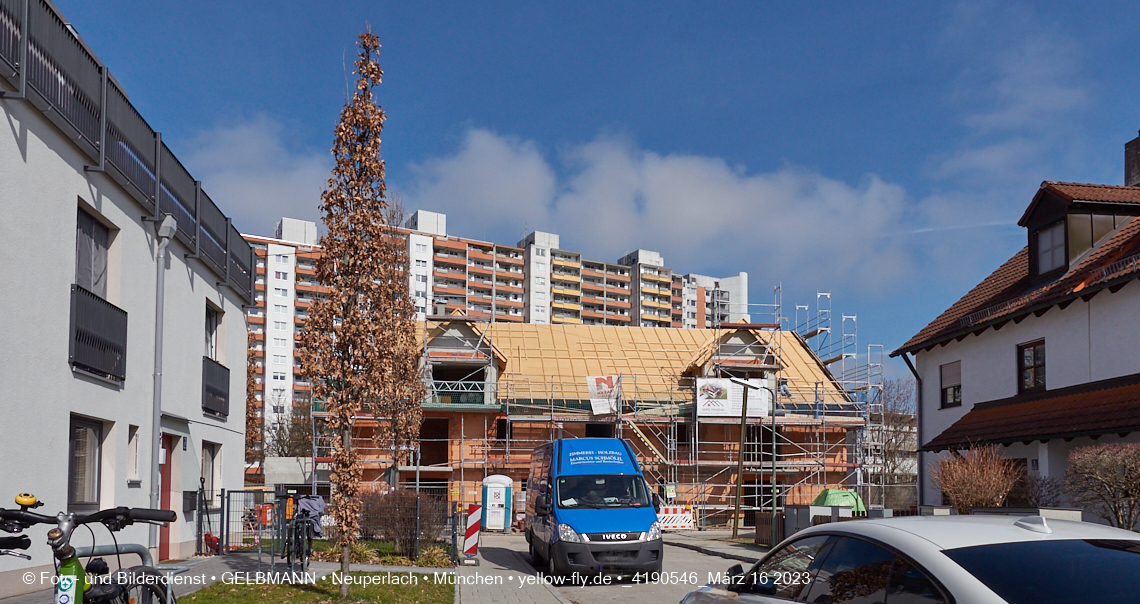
[550,286,580,297]
[582,308,605,320]
[581,293,606,306]
[467,248,494,262]
[494,283,524,294]
[641,313,670,322]
[605,298,631,308]
[433,267,465,279]
[605,315,632,324]
[605,271,630,281]
[434,253,466,268]
[495,298,524,308]
[495,252,524,265]
[467,277,493,291]
[552,301,582,311]
[295,262,316,276]
[551,315,581,324]
[581,280,605,293]
[642,299,670,310]
[434,238,467,252]
[551,272,581,283]
[604,281,630,292]
[642,272,672,284]
[494,312,524,322]
[581,268,606,279]
[202,356,230,416]
[552,257,580,268]
[640,285,667,296]
[467,263,493,276]
[433,284,466,296]
[69,285,128,382]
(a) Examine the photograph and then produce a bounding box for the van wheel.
[530,540,544,567]
[547,550,563,578]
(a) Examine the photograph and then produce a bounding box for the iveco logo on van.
[601,533,628,540]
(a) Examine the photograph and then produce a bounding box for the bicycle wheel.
[108,566,174,604]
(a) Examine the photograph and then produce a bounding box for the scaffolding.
[307,298,891,528]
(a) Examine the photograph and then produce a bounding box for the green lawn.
[182,572,453,604]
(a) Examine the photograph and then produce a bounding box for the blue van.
[525,438,663,577]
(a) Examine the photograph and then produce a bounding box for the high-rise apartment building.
[242,212,749,412]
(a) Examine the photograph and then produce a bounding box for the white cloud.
[181,115,330,237]
[402,128,919,294]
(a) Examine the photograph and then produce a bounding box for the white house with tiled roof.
[892,132,1140,507]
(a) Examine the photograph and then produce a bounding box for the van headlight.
[646,521,661,541]
[558,523,582,543]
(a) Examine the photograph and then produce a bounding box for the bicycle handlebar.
[0,535,31,550]
[0,506,177,531]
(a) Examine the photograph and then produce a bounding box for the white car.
[680,515,1140,604]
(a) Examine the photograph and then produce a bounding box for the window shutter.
[940,361,961,388]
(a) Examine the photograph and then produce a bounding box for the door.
[486,486,507,530]
[159,434,174,561]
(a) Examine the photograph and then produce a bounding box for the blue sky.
[54,0,1140,375]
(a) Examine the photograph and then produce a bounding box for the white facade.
[681,271,751,328]
[1,64,248,593]
[521,231,559,324]
[264,243,299,423]
[408,232,434,319]
[911,282,1140,504]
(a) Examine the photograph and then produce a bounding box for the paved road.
[477,534,734,604]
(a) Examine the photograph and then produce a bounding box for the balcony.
[430,380,487,405]
[69,285,128,381]
[202,356,230,416]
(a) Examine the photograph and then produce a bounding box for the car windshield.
[943,539,1140,604]
[556,475,650,509]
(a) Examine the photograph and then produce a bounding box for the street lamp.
[728,378,779,545]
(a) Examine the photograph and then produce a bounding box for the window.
[535,292,546,300]
[743,535,829,599]
[127,425,140,481]
[415,259,427,267]
[585,423,615,438]
[76,208,110,298]
[201,442,218,495]
[535,304,545,313]
[274,304,288,314]
[270,387,286,400]
[416,274,427,283]
[886,557,947,604]
[804,536,895,603]
[1036,222,1065,274]
[1019,340,1046,393]
[205,306,220,361]
[940,361,961,408]
[272,405,284,414]
[274,287,289,298]
[535,262,546,272]
[535,248,546,257]
[274,271,289,280]
[536,276,546,286]
[272,372,286,381]
[273,321,287,330]
[68,417,102,512]
[273,338,288,348]
[495,418,512,442]
[273,355,287,365]
[275,254,288,264]
[415,243,428,253]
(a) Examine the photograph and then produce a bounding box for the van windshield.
[556,475,650,509]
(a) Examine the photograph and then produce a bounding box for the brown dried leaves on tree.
[296,32,425,587]
[245,331,263,465]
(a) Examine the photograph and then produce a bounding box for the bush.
[1064,443,1140,529]
[930,445,1020,514]
[358,489,449,558]
[1005,474,1064,508]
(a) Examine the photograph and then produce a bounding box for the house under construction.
[314,299,887,528]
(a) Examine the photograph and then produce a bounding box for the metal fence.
[68,284,127,380]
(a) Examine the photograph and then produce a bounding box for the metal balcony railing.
[69,285,127,381]
[202,356,230,416]
[429,380,487,405]
[0,0,253,304]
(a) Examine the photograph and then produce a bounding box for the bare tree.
[1006,474,1064,508]
[930,445,1020,514]
[264,404,314,458]
[1064,443,1140,529]
[297,31,425,598]
[245,331,263,467]
[867,378,918,508]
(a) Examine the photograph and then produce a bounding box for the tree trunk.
[339,423,351,599]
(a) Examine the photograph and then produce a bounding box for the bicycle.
[0,493,178,604]
[284,509,312,572]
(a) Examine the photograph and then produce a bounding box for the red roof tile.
[894,214,1140,355]
[1045,181,1140,204]
[922,373,1140,451]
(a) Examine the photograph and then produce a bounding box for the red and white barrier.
[464,504,481,557]
[657,505,694,530]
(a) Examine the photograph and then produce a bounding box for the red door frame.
[159,434,173,561]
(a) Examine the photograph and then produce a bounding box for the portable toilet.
[481,475,513,531]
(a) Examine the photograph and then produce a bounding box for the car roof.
[798,515,1140,550]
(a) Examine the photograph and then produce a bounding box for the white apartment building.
[680,272,751,328]
[0,3,251,595]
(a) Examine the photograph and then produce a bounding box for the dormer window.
[1036,222,1065,274]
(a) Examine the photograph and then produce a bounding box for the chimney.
[1127,130,1140,187]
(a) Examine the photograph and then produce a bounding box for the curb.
[664,539,764,564]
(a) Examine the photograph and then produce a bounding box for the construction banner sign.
[695,378,771,417]
[587,375,622,415]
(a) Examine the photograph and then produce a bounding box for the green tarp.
[811,488,867,513]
